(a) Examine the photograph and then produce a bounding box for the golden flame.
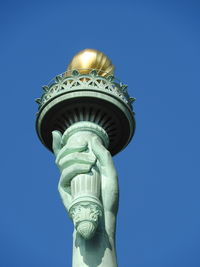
[66,49,115,77]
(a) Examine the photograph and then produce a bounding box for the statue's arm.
[52,132,118,267]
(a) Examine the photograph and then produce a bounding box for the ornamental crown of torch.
[36,48,136,156]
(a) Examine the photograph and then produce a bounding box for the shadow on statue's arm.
[74,214,113,267]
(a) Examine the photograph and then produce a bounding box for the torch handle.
[70,170,101,202]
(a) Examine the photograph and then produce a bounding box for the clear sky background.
[0,0,200,266]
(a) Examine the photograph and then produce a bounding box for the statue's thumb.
[52,130,62,156]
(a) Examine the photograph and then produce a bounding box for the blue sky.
[1,0,200,266]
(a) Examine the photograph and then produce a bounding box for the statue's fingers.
[59,163,92,188]
[61,129,88,149]
[52,131,62,156]
[58,152,96,171]
[56,143,87,165]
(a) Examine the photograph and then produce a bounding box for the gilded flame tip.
[66,48,115,77]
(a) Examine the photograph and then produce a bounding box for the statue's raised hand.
[52,130,119,238]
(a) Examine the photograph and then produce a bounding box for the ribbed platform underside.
[36,93,135,156]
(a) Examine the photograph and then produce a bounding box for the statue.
[35,49,136,266]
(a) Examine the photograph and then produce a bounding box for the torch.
[35,49,135,239]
